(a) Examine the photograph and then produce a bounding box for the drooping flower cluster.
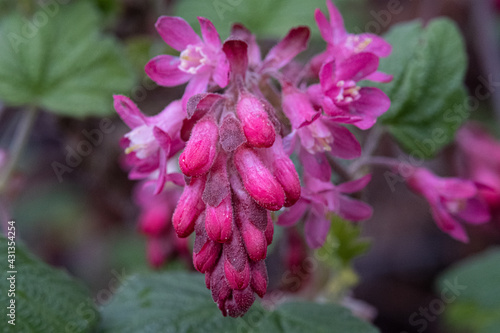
[114,0,392,317]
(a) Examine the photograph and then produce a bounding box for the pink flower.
[309,53,391,129]
[114,95,185,193]
[145,17,230,110]
[133,181,188,268]
[407,168,491,242]
[456,124,500,209]
[278,173,372,248]
[456,124,500,225]
[313,0,392,82]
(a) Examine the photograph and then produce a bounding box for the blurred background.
[1,0,500,332]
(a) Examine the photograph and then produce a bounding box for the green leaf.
[437,247,500,333]
[173,0,367,39]
[0,234,98,332]
[316,215,371,267]
[0,1,135,117]
[377,19,468,158]
[99,271,379,333]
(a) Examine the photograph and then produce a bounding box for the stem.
[0,106,38,193]
[361,156,404,169]
[348,125,384,174]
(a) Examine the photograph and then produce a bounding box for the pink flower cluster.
[114,0,392,317]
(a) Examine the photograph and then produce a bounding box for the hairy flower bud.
[240,221,267,261]
[250,260,268,298]
[193,238,222,273]
[205,195,233,242]
[236,93,276,148]
[234,146,285,211]
[179,117,219,177]
[172,175,206,237]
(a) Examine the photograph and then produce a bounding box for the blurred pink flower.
[113,95,185,193]
[278,173,372,248]
[407,168,491,242]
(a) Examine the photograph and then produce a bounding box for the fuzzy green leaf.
[378,19,468,158]
[0,2,135,117]
[99,271,379,333]
[0,234,99,332]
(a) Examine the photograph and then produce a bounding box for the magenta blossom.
[407,168,491,242]
[133,181,189,268]
[145,16,229,110]
[312,0,392,82]
[113,95,185,193]
[278,173,373,248]
[309,52,391,130]
[456,124,500,209]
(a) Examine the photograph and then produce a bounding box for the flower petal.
[323,121,361,159]
[145,55,192,87]
[336,52,379,82]
[430,204,469,242]
[262,26,310,71]
[113,95,146,128]
[304,212,330,248]
[337,195,373,221]
[230,23,262,66]
[360,33,392,57]
[457,198,491,224]
[277,200,309,227]
[350,87,391,129]
[198,16,221,49]
[365,71,393,83]
[314,8,333,43]
[299,149,331,182]
[213,54,230,88]
[223,39,249,78]
[337,174,372,193]
[155,16,201,52]
[326,0,347,43]
[182,71,211,111]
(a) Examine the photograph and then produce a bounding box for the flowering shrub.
[1,0,500,331]
[111,0,498,318]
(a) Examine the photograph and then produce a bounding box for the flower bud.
[239,218,267,261]
[193,238,221,273]
[236,93,276,148]
[265,212,274,245]
[172,175,206,237]
[226,287,255,318]
[250,260,268,298]
[224,258,251,290]
[205,195,233,243]
[273,156,301,207]
[234,146,285,211]
[179,117,219,177]
[222,230,251,289]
